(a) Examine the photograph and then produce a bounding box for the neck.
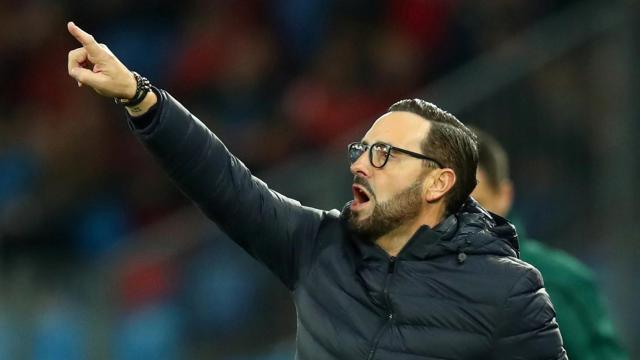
[375,206,446,257]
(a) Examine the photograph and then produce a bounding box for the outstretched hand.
[67,22,136,99]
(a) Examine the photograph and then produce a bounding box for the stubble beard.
[348,179,424,241]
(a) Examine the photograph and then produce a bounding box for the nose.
[350,151,370,178]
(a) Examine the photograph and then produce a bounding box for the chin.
[347,207,376,238]
[352,212,370,224]
[351,205,373,220]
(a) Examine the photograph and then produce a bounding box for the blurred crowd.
[1,0,635,359]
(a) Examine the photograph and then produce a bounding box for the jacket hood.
[342,197,520,261]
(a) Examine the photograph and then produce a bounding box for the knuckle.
[69,48,83,59]
[75,72,88,82]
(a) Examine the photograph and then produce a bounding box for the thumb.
[70,67,101,88]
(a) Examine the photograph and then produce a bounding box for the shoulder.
[478,254,541,281]
[485,255,545,293]
[314,208,343,230]
[455,254,547,309]
[314,208,349,244]
[324,208,342,220]
[440,253,544,308]
[490,257,555,325]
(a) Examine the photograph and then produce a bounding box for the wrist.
[115,71,150,107]
[125,90,158,117]
[124,71,137,99]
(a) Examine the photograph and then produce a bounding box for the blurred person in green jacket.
[470,127,627,360]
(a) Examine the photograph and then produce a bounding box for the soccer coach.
[67,22,567,359]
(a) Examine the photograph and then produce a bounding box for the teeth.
[352,184,371,206]
[356,187,369,202]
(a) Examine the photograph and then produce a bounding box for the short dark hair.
[388,99,478,215]
[471,127,510,191]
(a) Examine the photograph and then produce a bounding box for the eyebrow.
[362,140,394,147]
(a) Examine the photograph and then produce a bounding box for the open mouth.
[351,184,372,210]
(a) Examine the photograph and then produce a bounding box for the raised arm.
[66,22,326,289]
[66,22,158,116]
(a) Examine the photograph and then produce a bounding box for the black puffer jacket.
[130,89,567,359]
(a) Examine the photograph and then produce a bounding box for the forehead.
[363,111,431,149]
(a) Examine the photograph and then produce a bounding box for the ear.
[423,169,456,203]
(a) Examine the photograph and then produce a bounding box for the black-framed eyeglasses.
[347,141,443,169]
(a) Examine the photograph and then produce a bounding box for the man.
[471,127,628,360]
[66,22,567,359]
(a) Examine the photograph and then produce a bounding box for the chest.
[294,245,502,359]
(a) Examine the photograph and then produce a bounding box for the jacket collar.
[342,198,520,262]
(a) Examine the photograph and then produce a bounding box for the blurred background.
[0,0,638,359]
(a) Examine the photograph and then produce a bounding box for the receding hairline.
[382,109,434,122]
[366,110,434,139]
[377,110,434,137]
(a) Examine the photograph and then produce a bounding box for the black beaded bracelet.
[114,72,151,107]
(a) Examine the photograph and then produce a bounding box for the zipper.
[367,256,397,360]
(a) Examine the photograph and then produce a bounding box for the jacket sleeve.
[491,267,568,359]
[128,88,325,290]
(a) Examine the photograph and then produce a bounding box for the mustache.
[353,176,375,199]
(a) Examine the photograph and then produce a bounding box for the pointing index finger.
[67,22,100,50]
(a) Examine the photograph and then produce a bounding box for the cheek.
[373,175,413,202]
